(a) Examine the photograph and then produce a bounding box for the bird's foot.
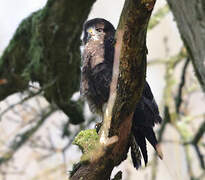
[95,122,103,133]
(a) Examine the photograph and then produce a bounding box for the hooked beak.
[87,27,95,36]
[83,27,97,44]
[85,27,95,43]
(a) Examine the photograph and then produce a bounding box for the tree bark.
[166,0,205,91]
[0,0,96,124]
[71,0,156,179]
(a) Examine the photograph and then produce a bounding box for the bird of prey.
[80,18,163,169]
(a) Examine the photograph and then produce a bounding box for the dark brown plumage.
[80,18,115,114]
[80,18,162,169]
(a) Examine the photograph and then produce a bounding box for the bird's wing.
[131,81,163,166]
[132,127,148,165]
[143,81,162,124]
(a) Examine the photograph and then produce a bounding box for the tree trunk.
[167,0,205,91]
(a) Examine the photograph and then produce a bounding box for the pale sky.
[0,0,47,53]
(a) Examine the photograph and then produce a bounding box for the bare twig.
[175,58,190,113]
[193,144,205,170]
[0,79,56,121]
[151,106,170,180]
[0,106,56,165]
[192,120,205,145]
[191,120,205,170]
[184,145,194,179]
[151,48,187,179]
[148,4,169,30]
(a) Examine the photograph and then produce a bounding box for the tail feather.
[130,81,163,169]
[132,128,148,165]
[140,127,163,159]
[141,127,158,150]
[130,134,142,169]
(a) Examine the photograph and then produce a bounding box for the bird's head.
[82,18,115,45]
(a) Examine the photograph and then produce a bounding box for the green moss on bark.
[73,129,99,153]
[0,0,96,124]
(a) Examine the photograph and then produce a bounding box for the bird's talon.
[95,122,102,133]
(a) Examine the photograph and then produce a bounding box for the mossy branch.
[71,0,157,179]
[0,0,96,124]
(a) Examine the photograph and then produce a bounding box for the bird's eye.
[96,28,103,32]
